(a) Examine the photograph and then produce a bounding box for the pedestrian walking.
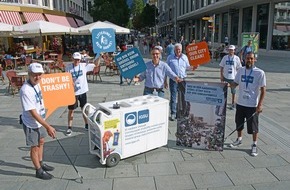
[229,52,266,157]
[20,63,56,180]
[240,40,253,66]
[219,45,242,109]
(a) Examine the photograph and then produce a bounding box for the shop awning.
[75,18,85,27]
[23,12,46,23]
[45,14,71,27]
[66,17,78,28]
[0,10,23,26]
[276,25,287,32]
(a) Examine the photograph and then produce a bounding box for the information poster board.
[176,81,227,151]
[241,32,260,58]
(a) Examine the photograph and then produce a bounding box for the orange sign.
[186,41,210,66]
[40,73,75,119]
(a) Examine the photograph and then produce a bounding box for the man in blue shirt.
[167,43,193,121]
[134,48,182,97]
[166,39,175,58]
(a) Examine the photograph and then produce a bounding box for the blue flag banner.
[92,28,116,54]
[114,47,146,79]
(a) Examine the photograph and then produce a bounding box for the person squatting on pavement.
[65,52,96,136]
[219,45,242,109]
[166,43,195,121]
[134,47,182,97]
[20,63,56,180]
[229,52,266,157]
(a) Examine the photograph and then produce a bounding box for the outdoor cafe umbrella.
[103,20,130,34]
[77,21,130,35]
[0,22,14,37]
[13,21,78,59]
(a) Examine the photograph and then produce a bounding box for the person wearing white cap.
[219,45,242,109]
[65,52,99,136]
[20,63,56,180]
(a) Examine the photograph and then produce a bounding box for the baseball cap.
[73,52,82,60]
[228,45,235,50]
[28,63,44,73]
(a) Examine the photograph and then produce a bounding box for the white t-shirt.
[66,63,89,95]
[219,54,242,80]
[234,66,266,107]
[20,82,46,129]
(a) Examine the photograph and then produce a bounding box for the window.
[221,13,228,42]
[256,4,269,49]
[272,1,290,51]
[242,7,252,32]
[42,0,48,6]
[191,0,195,11]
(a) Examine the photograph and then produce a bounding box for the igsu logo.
[125,109,149,127]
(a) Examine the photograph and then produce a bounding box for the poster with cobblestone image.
[176,81,228,151]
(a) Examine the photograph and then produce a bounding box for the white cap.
[73,52,82,60]
[28,63,44,73]
[228,45,235,50]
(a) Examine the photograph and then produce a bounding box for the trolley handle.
[82,103,96,119]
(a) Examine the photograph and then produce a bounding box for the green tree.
[140,3,156,28]
[131,0,144,16]
[90,0,130,27]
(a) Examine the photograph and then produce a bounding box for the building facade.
[158,0,290,56]
[0,0,93,26]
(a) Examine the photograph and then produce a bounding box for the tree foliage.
[90,0,130,27]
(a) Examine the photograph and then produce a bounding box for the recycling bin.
[83,95,169,167]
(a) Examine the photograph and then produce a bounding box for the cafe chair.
[0,66,5,84]
[6,70,17,94]
[87,65,102,82]
[10,76,24,96]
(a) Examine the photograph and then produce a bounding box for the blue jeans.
[169,79,178,115]
[143,87,164,98]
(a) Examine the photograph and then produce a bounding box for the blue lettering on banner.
[125,109,149,127]
[138,109,149,124]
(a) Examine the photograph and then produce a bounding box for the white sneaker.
[66,129,72,136]
[228,138,242,147]
[251,144,258,156]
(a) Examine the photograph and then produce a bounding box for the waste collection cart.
[83,95,169,167]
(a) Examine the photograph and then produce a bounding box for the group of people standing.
[19,36,265,180]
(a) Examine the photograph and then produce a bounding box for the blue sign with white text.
[125,109,150,127]
[114,47,146,79]
[92,28,115,54]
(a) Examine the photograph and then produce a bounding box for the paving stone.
[113,177,155,190]
[175,160,215,174]
[155,174,195,190]
[226,168,278,185]
[267,165,290,181]
[145,149,184,163]
[19,179,68,190]
[252,181,290,190]
[210,157,253,171]
[191,171,233,188]
[105,164,138,178]
[245,155,289,168]
[258,144,287,155]
[139,162,177,176]
[1,181,24,190]
[208,185,255,190]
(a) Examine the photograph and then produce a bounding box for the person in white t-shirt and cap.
[65,52,91,136]
[219,45,242,109]
[20,63,56,180]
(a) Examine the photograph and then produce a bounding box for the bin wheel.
[106,153,120,167]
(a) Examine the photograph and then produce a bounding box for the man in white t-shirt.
[229,52,266,157]
[219,45,242,109]
[20,63,56,180]
[65,52,91,136]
